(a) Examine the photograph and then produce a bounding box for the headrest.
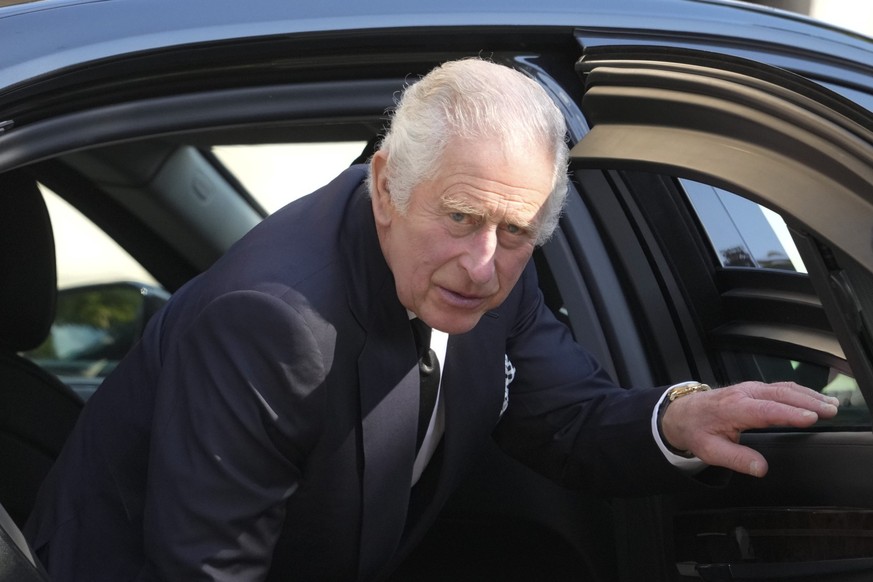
[0,172,57,352]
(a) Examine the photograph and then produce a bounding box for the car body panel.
[1,0,872,123]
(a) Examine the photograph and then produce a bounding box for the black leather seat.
[0,171,83,529]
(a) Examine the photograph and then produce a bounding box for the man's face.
[371,139,554,334]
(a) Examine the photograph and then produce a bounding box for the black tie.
[411,318,440,451]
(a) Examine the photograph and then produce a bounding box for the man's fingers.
[695,438,769,478]
[743,383,839,428]
[747,381,839,409]
[747,399,820,428]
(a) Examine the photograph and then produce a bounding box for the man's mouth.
[437,286,490,309]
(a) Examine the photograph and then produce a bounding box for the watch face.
[668,383,712,402]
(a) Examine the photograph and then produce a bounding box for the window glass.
[730,352,868,428]
[213,142,368,213]
[23,186,165,400]
[681,179,871,428]
[42,185,157,289]
[25,282,169,401]
[682,179,806,272]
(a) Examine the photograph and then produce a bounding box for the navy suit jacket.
[25,165,690,581]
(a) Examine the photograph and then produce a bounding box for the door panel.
[675,432,873,581]
[566,47,873,581]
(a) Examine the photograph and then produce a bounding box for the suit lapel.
[341,181,422,579]
[356,292,419,580]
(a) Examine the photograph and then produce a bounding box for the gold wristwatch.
[660,381,712,457]
[667,381,712,401]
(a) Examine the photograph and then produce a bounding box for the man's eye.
[504,223,525,236]
[449,212,468,223]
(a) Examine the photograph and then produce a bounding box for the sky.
[811,0,873,37]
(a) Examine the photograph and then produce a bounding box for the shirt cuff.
[651,384,708,475]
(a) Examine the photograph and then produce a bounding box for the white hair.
[369,58,569,245]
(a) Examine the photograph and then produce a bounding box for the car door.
[564,47,873,581]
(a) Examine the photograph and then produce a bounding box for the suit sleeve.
[142,290,326,581]
[493,265,696,496]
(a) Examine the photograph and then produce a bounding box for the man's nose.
[461,227,497,284]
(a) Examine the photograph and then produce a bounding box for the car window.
[682,179,806,272]
[22,186,166,400]
[679,179,871,428]
[730,352,868,428]
[43,185,158,289]
[212,142,368,213]
[24,140,370,400]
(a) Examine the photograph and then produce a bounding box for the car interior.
[0,171,81,581]
[0,171,83,529]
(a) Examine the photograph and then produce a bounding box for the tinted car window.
[24,282,170,400]
[730,352,868,428]
[680,179,871,428]
[683,179,805,272]
[23,186,166,400]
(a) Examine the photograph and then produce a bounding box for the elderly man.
[25,58,838,581]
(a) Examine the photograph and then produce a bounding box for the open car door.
[569,47,873,581]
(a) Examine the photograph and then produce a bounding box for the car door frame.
[563,46,873,581]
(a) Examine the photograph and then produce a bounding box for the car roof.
[1,0,872,93]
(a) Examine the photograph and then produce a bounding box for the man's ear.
[370,150,394,226]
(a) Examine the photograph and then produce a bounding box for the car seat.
[0,171,83,528]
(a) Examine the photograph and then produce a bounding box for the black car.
[1,0,872,580]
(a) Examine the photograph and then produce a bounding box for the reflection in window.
[732,352,868,428]
[682,180,806,273]
[24,282,170,401]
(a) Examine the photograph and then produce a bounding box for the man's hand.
[660,381,839,478]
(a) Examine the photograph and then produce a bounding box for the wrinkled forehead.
[435,138,553,212]
[440,180,548,222]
